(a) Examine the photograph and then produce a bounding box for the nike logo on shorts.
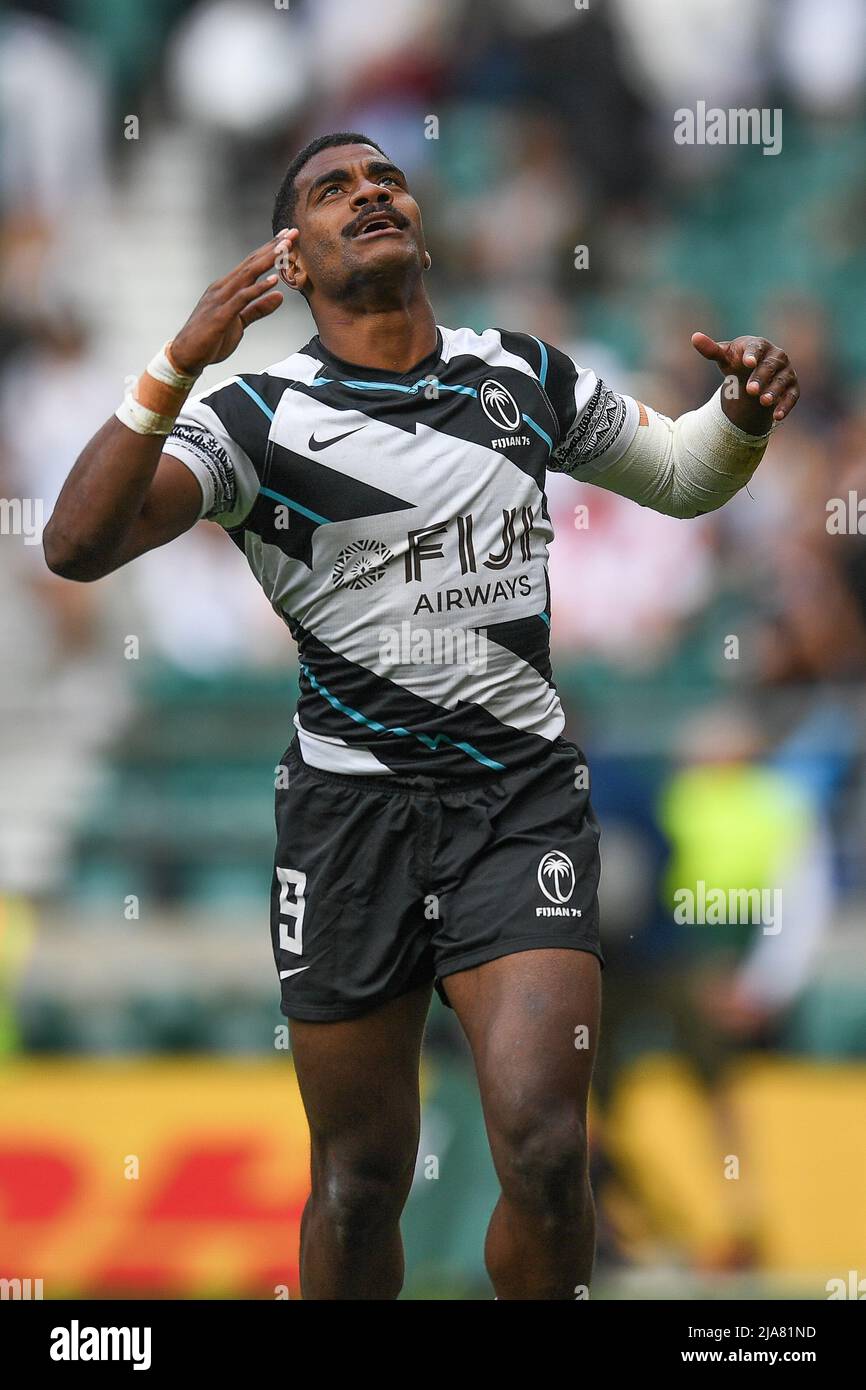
[279,966,310,979]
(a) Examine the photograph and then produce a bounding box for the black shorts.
[270,737,603,1021]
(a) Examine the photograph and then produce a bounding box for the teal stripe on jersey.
[300,663,506,770]
[435,382,478,398]
[259,486,331,525]
[315,378,478,397]
[341,379,420,393]
[523,414,553,452]
[235,378,277,420]
[529,334,549,387]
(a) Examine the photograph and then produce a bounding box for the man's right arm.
[43,422,203,580]
[43,229,295,581]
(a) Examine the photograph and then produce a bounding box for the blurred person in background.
[0,313,115,660]
[586,701,833,1273]
[655,704,833,1264]
[0,4,110,338]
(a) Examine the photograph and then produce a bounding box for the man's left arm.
[548,334,800,518]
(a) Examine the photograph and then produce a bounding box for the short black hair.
[272,132,386,234]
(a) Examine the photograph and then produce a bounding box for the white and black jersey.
[163,325,640,778]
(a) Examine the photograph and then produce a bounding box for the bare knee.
[311,1145,415,1246]
[494,1110,590,1220]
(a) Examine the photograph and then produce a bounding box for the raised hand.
[169,230,297,376]
[691,332,800,433]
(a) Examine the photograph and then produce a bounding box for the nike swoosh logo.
[308,426,365,451]
[279,966,310,979]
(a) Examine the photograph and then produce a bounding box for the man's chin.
[350,232,416,262]
[339,241,421,297]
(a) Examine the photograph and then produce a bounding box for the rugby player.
[44,133,800,1300]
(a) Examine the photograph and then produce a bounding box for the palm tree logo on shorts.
[537,850,576,904]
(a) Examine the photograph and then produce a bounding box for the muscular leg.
[443,949,601,1300]
[290,982,432,1300]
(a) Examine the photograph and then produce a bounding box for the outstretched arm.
[43,230,295,580]
[550,334,800,519]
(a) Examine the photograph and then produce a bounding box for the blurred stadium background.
[2,0,866,1300]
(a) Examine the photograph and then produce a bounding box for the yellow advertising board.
[0,1059,310,1298]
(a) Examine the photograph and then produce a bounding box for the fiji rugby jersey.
[163,325,640,778]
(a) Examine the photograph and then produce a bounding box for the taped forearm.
[578,387,775,518]
[116,343,201,434]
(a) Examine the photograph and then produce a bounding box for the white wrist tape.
[114,342,201,436]
[578,387,775,518]
[146,343,200,392]
[115,394,180,435]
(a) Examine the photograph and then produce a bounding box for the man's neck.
[312,292,437,373]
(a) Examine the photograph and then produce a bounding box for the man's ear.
[277,247,307,295]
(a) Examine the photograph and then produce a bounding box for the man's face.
[285,143,428,303]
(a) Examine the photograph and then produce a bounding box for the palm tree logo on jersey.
[480,379,521,432]
[332,539,393,590]
[537,851,576,904]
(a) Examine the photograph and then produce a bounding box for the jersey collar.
[304,327,444,383]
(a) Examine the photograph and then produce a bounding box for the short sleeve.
[163,383,260,528]
[539,340,640,476]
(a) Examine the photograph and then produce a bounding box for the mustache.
[342,206,411,238]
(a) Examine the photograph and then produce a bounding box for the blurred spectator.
[0,11,109,333]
